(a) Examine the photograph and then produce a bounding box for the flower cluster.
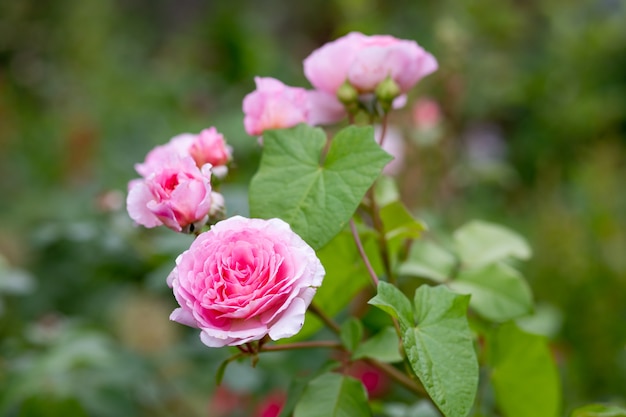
[242,32,437,136]
[127,127,230,233]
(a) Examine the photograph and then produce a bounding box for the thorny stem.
[309,302,341,335]
[349,218,379,287]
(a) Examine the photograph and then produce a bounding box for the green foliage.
[368,281,413,331]
[249,124,392,250]
[370,283,478,417]
[404,285,478,417]
[453,220,531,268]
[340,317,364,352]
[294,230,377,340]
[293,373,372,417]
[353,326,402,363]
[400,221,533,322]
[450,262,533,322]
[570,404,626,417]
[488,322,561,417]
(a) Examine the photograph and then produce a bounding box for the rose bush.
[167,216,325,347]
[126,155,216,233]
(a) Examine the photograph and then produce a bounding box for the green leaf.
[249,124,392,250]
[373,174,400,207]
[368,281,414,331]
[353,326,402,363]
[340,318,364,352]
[278,377,310,417]
[380,201,426,262]
[293,373,372,417]
[489,322,560,417]
[292,230,376,341]
[571,404,626,417]
[453,220,531,267]
[403,285,478,417]
[398,239,457,283]
[449,262,533,322]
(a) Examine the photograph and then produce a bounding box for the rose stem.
[364,358,427,397]
[259,341,426,397]
[367,187,395,285]
[309,302,341,335]
[377,111,389,146]
[349,218,379,287]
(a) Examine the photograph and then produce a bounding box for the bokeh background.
[1,0,625,416]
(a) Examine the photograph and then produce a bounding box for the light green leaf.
[449,262,533,322]
[373,175,400,207]
[368,281,414,331]
[353,326,402,363]
[249,124,392,250]
[571,404,626,417]
[293,373,372,417]
[340,318,364,352]
[380,202,426,261]
[489,322,560,417]
[403,285,478,417]
[454,220,531,267]
[398,240,457,283]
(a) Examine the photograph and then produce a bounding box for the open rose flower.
[167,216,325,347]
[135,128,232,178]
[303,32,438,97]
[243,77,310,136]
[126,155,216,233]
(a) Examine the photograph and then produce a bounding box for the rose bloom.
[126,155,215,233]
[168,216,325,347]
[303,32,438,96]
[135,127,232,178]
[243,77,310,136]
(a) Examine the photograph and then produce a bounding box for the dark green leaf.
[249,124,392,249]
[353,326,403,363]
[293,373,372,417]
[489,322,560,417]
[292,230,377,341]
[403,285,478,417]
[449,262,533,322]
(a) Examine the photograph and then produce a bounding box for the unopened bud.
[375,76,401,110]
[336,80,359,105]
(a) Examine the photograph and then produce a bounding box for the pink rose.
[167,216,325,347]
[303,32,438,95]
[126,155,215,233]
[188,127,232,171]
[243,77,309,136]
[135,128,231,177]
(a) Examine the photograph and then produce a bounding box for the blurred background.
[1,0,625,416]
